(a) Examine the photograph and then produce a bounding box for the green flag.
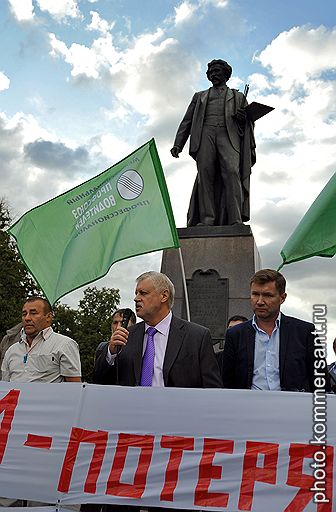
[9,138,180,304]
[279,172,336,269]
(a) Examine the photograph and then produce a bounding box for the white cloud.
[174,2,196,25]
[87,11,115,35]
[8,0,34,21]
[49,32,119,78]
[0,72,10,91]
[102,104,131,123]
[228,75,244,90]
[37,0,80,21]
[200,0,229,6]
[255,25,336,90]
[246,26,336,226]
[247,72,272,92]
[5,111,51,144]
[89,133,131,163]
[0,112,59,215]
[0,110,130,221]
[111,32,179,116]
[244,25,336,358]
[48,24,200,137]
[171,0,229,27]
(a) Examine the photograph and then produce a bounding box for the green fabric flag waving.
[9,139,180,304]
[279,172,336,269]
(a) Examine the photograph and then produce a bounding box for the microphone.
[115,309,132,356]
[115,309,133,357]
[115,309,133,383]
[121,308,133,329]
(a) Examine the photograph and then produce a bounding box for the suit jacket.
[173,87,256,224]
[93,316,222,388]
[221,314,330,392]
[173,87,246,160]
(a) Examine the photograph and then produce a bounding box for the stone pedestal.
[161,224,261,348]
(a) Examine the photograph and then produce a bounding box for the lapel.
[196,89,210,129]
[279,313,289,382]
[132,322,145,385]
[163,316,185,386]
[224,87,235,119]
[225,87,234,103]
[245,321,256,386]
[200,89,209,104]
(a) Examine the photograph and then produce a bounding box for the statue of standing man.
[171,59,256,227]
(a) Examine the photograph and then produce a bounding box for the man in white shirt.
[1,296,81,383]
[0,296,81,508]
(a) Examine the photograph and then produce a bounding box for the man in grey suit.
[93,271,222,512]
[171,59,255,226]
[94,271,221,388]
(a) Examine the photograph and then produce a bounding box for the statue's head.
[206,59,232,83]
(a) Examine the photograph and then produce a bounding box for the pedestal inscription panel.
[184,269,228,342]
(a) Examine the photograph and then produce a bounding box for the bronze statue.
[171,59,256,226]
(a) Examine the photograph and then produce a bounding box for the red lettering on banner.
[285,443,334,512]
[238,441,279,510]
[0,389,20,464]
[24,433,52,449]
[106,433,154,499]
[58,427,108,493]
[160,435,194,502]
[194,437,234,508]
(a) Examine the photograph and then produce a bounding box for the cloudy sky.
[1,0,336,360]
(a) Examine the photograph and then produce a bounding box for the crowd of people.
[1,268,333,393]
[0,268,334,512]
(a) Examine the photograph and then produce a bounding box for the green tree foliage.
[53,286,120,382]
[0,199,39,339]
[53,303,78,341]
[76,286,120,382]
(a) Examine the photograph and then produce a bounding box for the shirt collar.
[252,312,281,333]
[20,326,53,344]
[145,311,172,336]
[212,84,227,92]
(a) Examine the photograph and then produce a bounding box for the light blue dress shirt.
[251,312,281,391]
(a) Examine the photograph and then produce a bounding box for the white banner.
[0,382,335,511]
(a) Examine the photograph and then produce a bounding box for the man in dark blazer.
[222,269,330,392]
[94,272,221,388]
[94,271,222,512]
[170,59,255,226]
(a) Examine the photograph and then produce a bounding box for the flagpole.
[178,247,190,321]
